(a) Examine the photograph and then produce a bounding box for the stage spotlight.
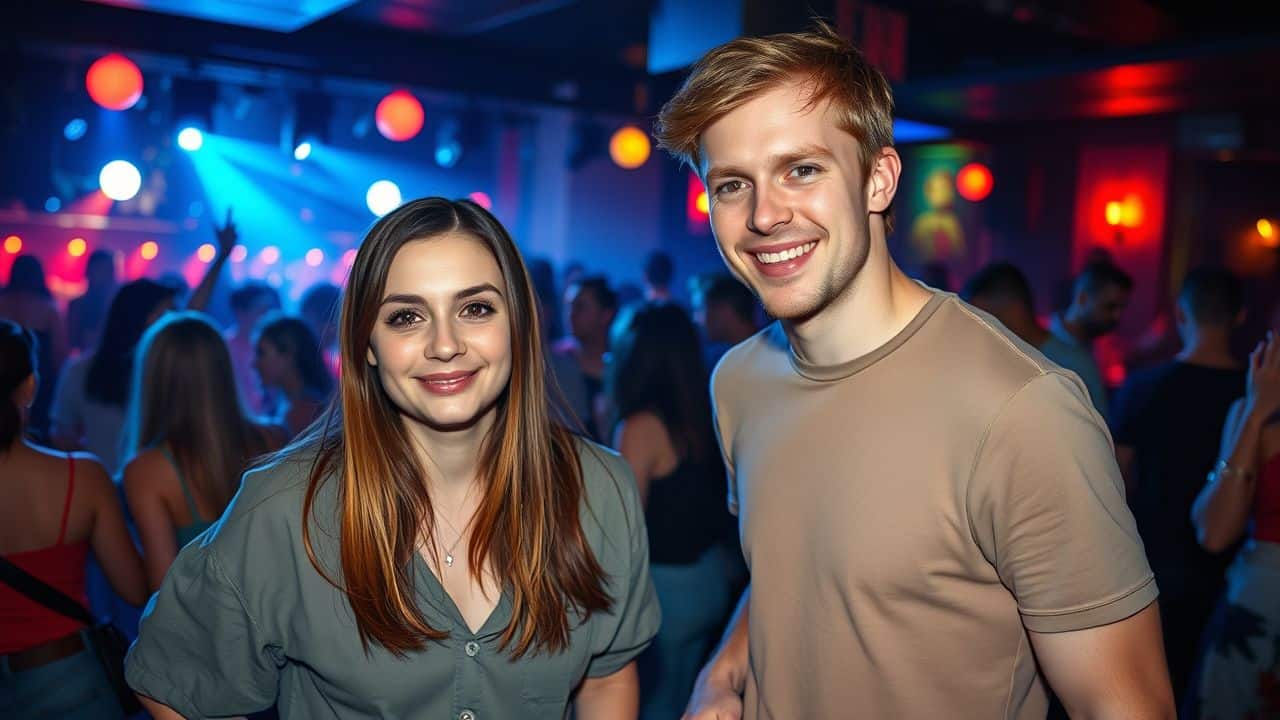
[261,246,281,265]
[366,180,402,216]
[197,243,216,263]
[45,197,62,213]
[68,238,87,257]
[342,249,357,267]
[306,248,324,267]
[178,127,204,151]
[956,163,994,202]
[468,191,492,210]
[609,126,651,170]
[99,160,142,201]
[375,90,424,142]
[230,245,248,262]
[64,118,88,141]
[4,236,22,254]
[291,91,331,159]
[140,241,159,260]
[86,54,143,111]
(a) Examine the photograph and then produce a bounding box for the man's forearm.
[706,586,750,691]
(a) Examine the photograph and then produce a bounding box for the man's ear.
[866,146,902,214]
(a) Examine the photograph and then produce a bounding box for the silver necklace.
[434,510,475,569]
[433,483,479,569]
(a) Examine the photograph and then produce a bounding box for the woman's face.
[367,233,513,433]
[253,337,291,390]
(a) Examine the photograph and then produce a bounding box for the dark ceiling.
[5,0,1279,123]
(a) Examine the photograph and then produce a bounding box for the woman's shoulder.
[573,436,643,548]
[121,446,176,491]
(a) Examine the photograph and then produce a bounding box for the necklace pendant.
[445,553,454,568]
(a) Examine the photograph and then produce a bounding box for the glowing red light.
[956,163,994,202]
[86,54,143,111]
[375,90,424,142]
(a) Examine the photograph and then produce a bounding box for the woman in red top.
[0,319,147,719]
[1192,330,1280,719]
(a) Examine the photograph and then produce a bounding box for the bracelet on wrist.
[1208,459,1255,484]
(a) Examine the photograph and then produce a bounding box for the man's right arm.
[683,586,750,720]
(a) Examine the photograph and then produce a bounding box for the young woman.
[253,314,334,437]
[608,302,737,720]
[1191,330,1280,718]
[0,320,147,719]
[121,312,287,593]
[126,197,659,719]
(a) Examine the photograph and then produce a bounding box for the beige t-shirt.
[711,291,1157,720]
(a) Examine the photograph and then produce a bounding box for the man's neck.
[1059,311,1093,346]
[1175,332,1240,370]
[784,241,933,367]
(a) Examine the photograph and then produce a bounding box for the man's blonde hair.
[655,21,894,182]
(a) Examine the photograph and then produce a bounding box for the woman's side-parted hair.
[607,302,717,467]
[301,197,611,658]
[654,20,896,228]
[124,311,274,513]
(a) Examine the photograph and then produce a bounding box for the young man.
[655,24,1173,719]
[1051,262,1135,419]
[1112,267,1246,709]
[691,272,761,367]
[553,275,618,440]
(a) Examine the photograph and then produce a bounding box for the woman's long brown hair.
[124,311,273,511]
[301,197,611,657]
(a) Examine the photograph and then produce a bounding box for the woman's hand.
[1246,331,1280,423]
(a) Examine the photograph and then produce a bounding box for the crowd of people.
[1,21,1278,720]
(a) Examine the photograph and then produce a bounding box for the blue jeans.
[0,629,124,720]
[640,546,735,720]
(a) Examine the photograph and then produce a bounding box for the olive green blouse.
[125,439,660,719]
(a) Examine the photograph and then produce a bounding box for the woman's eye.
[386,309,421,327]
[461,302,496,319]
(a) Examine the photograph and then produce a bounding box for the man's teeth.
[755,242,816,265]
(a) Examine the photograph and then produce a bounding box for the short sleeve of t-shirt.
[967,372,1157,633]
[125,542,283,716]
[580,444,661,677]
